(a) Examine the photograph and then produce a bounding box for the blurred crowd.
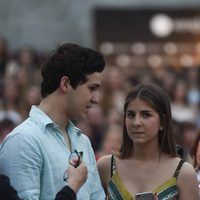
[0,34,199,165]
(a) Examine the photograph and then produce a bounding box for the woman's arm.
[97,155,112,193]
[177,162,199,200]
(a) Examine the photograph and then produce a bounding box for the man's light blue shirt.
[0,106,105,200]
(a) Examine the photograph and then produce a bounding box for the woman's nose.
[133,115,142,126]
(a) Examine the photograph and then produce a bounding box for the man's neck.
[39,99,72,151]
[39,98,70,131]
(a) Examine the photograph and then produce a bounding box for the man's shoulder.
[11,118,41,136]
[1,118,43,148]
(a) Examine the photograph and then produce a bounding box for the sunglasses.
[63,150,83,182]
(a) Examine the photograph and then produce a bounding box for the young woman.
[97,83,199,200]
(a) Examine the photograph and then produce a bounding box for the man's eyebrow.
[90,83,100,87]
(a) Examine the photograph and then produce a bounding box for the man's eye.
[89,86,97,91]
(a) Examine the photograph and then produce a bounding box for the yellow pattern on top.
[107,155,182,200]
[109,172,177,200]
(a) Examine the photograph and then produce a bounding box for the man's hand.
[67,161,88,193]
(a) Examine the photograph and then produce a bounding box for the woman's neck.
[131,142,161,162]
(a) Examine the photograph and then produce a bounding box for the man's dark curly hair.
[41,43,105,98]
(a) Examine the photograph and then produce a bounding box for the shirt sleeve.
[0,131,43,200]
[83,136,106,200]
[55,185,76,200]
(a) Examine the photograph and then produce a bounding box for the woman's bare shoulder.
[97,154,113,191]
[97,154,113,171]
[177,161,199,199]
[178,161,197,179]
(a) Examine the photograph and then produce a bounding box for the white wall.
[0,0,200,52]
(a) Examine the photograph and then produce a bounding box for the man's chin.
[75,113,87,121]
[72,110,90,121]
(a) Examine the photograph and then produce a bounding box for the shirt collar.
[29,106,82,136]
[29,106,54,132]
[67,120,82,136]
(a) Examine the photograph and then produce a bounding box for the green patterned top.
[107,155,184,200]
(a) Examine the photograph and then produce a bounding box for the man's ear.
[60,76,70,91]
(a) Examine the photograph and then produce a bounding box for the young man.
[0,43,106,200]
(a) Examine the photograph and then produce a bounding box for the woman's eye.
[142,112,151,118]
[126,112,135,119]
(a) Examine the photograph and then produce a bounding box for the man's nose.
[91,93,99,104]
